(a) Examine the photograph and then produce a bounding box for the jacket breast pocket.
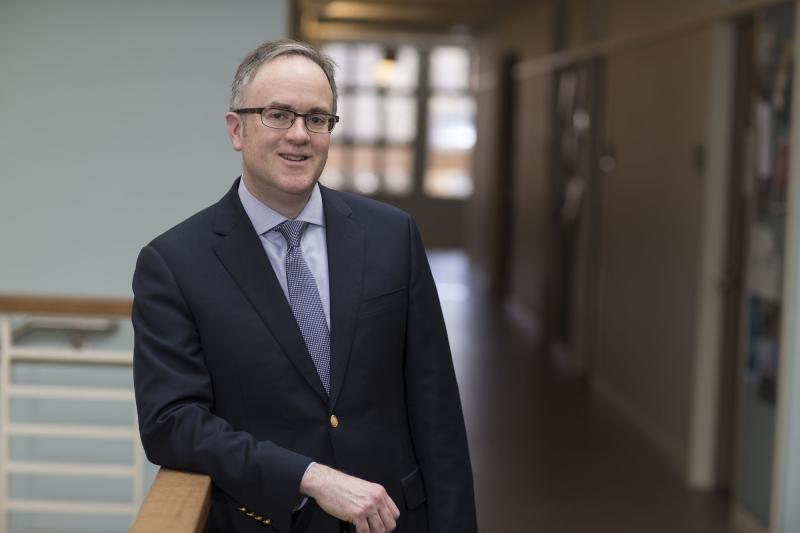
[359,287,406,318]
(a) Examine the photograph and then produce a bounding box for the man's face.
[226,55,333,210]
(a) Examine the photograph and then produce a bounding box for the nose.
[285,116,311,143]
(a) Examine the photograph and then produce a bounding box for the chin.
[279,176,319,196]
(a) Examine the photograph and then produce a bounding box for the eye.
[266,109,290,120]
[308,115,327,126]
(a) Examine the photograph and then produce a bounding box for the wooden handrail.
[131,468,212,533]
[0,294,132,317]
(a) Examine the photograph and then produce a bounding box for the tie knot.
[277,220,308,249]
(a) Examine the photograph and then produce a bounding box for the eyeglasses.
[233,107,339,134]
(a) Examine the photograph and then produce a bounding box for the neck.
[242,175,313,219]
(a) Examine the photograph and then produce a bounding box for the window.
[320,42,476,200]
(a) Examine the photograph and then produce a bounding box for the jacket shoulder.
[145,179,243,254]
[146,202,219,253]
[323,187,411,226]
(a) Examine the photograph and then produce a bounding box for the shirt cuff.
[294,462,316,511]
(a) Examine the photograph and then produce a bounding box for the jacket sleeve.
[403,217,479,532]
[132,243,311,533]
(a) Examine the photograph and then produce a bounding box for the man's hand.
[299,463,400,532]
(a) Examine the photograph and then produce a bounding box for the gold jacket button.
[263,518,272,525]
[330,414,339,428]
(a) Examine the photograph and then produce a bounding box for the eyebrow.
[267,101,333,114]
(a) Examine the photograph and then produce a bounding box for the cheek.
[313,138,331,157]
[243,123,278,143]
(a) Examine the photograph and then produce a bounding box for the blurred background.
[2,0,800,531]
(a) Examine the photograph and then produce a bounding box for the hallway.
[429,250,733,533]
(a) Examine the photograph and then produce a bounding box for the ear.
[225,111,244,151]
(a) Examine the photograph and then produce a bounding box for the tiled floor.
[428,250,734,533]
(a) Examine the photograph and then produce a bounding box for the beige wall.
[596,27,711,473]
[607,0,719,35]
[471,0,730,483]
[471,1,553,336]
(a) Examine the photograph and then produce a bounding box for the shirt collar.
[238,177,325,235]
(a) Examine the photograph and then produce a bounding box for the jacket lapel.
[211,180,329,404]
[321,186,364,407]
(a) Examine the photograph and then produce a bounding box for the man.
[132,39,477,533]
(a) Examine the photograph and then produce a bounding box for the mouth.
[279,153,311,163]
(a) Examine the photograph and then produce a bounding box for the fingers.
[353,504,396,533]
[370,488,398,531]
[345,479,398,531]
[367,510,388,532]
[301,464,400,531]
[352,497,397,533]
[385,493,400,520]
[354,509,394,533]
[376,503,398,531]
[352,516,369,533]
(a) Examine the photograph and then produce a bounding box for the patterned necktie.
[276,220,331,395]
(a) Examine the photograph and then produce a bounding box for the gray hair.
[230,38,338,113]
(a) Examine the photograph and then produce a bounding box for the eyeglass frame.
[232,107,340,134]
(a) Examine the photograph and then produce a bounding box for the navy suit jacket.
[132,180,477,532]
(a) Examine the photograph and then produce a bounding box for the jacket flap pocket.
[359,287,406,317]
[401,466,427,510]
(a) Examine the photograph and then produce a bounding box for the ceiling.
[293,0,527,42]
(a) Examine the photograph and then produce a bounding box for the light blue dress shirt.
[238,178,330,327]
[238,177,328,509]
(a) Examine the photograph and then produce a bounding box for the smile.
[279,154,310,162]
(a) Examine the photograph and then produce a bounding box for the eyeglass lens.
[261,108,335,133]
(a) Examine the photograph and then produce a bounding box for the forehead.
[245,54,333,112]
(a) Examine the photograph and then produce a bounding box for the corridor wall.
[470,0,554,338]
[470,0,731,491]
